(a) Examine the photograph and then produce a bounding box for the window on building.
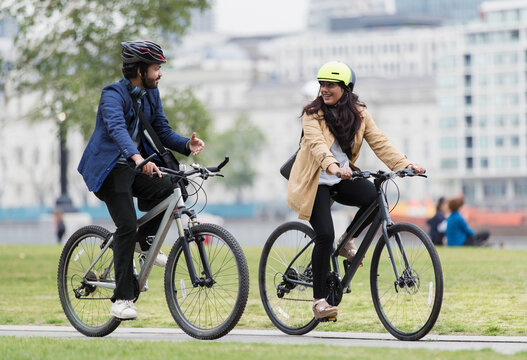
[466,157,473,169]
[479,116,488,127]
[510,156,520,168]
[495,156,507,168]
[480,157,489,168]
[438,97,459,109]
[511,135,520,147]
[479,136,489,148]
[464,54,471,67]
[465,136,473,149]
[484,181,507,197]
[478,74,489,85]
[495,115,506,126]
[464,74,472,87]
[514,180,527,197]
[465,115,473,127]
[439,117,457,129]
[462,183,475,203]
[495,136,505,147]
[465,95,472,106]
[440,137,458,150]
[441,158,458,169]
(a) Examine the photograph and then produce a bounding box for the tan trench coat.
[286,107,412,220]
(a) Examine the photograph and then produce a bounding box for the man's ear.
[137,67,142,78]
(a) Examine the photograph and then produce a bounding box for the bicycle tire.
[164,223,249,340]
[370,222,443,341]
[258,221,319,335]
[57,225,120,337]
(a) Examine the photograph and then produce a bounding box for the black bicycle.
[259,169,443,341]
[58,156,250,340]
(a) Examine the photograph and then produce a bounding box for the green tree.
[211,113,265,202]
[0,0,211,138]
[162,89,213,162]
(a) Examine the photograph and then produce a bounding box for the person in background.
[427,197,448,246]
[446,196,490,247]
[54,207,66,244]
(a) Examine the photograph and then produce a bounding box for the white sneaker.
[110,300,137,320]
[135,243,168,267]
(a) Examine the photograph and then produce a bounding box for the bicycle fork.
[174,213,215,288]
[377,192,414,291]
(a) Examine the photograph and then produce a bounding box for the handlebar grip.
[135,153,157,171]
[207,155,230,172]
[217,155,229,170]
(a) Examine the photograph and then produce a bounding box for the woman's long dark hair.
[302,85,365,153]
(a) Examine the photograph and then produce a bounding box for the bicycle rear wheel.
[258,221,318,335]
[370,222,443,341]
[164,223,249,340]
[57,225,120,337]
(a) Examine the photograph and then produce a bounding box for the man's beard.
[142,76,159,89]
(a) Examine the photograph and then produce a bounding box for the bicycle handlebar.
[134,153,229,180]
[337,168,427,180]
[134,153,158,171]
[158,155,230,180]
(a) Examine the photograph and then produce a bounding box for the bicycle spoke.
[165,224,248,339]
[371,224,443,340]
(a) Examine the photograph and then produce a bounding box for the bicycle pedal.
[318,316,337,323]
[115,317,137,322]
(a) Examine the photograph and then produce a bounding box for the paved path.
[1,325,526,355]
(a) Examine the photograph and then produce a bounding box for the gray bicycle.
[259,169,443,341]
[58,156,249,340]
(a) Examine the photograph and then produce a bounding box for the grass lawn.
[1,337,526,360]
[0,244,525,336]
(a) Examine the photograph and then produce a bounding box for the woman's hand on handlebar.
[405,163,426,174]
[131,154,162,178]
[327,163,353,180]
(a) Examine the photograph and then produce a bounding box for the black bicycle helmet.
[121,40,166,64]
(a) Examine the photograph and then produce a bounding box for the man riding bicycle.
[78,40,204,320]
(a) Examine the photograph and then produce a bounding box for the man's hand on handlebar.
[131,154,162,178]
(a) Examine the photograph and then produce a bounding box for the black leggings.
[309,178,377,299]
[95,162,175,301]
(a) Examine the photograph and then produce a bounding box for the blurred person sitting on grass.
[427,197,448,246]
[446,196,490,247]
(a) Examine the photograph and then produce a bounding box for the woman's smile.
[320,81,344,106]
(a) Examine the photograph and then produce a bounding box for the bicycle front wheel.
[164,223,249,340]
[258,221,318,335]
[57,225,120,337]
[370,222,443,341]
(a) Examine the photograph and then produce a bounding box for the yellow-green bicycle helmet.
[317,61,356,92]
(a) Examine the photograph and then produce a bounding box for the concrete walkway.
[1,325,526,355]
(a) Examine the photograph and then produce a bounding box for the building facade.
[435,0,527,209]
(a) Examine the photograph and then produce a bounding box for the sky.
[214,0,309,36]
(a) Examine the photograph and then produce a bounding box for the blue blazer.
[78,78,190,192]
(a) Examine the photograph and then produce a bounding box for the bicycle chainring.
[326,272,343,306]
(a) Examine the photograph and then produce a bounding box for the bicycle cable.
[383,176,401,214]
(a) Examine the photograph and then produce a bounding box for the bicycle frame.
[283,178,413,292]
[82,185,211,292]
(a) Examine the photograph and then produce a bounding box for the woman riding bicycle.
[286,61,425,320]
